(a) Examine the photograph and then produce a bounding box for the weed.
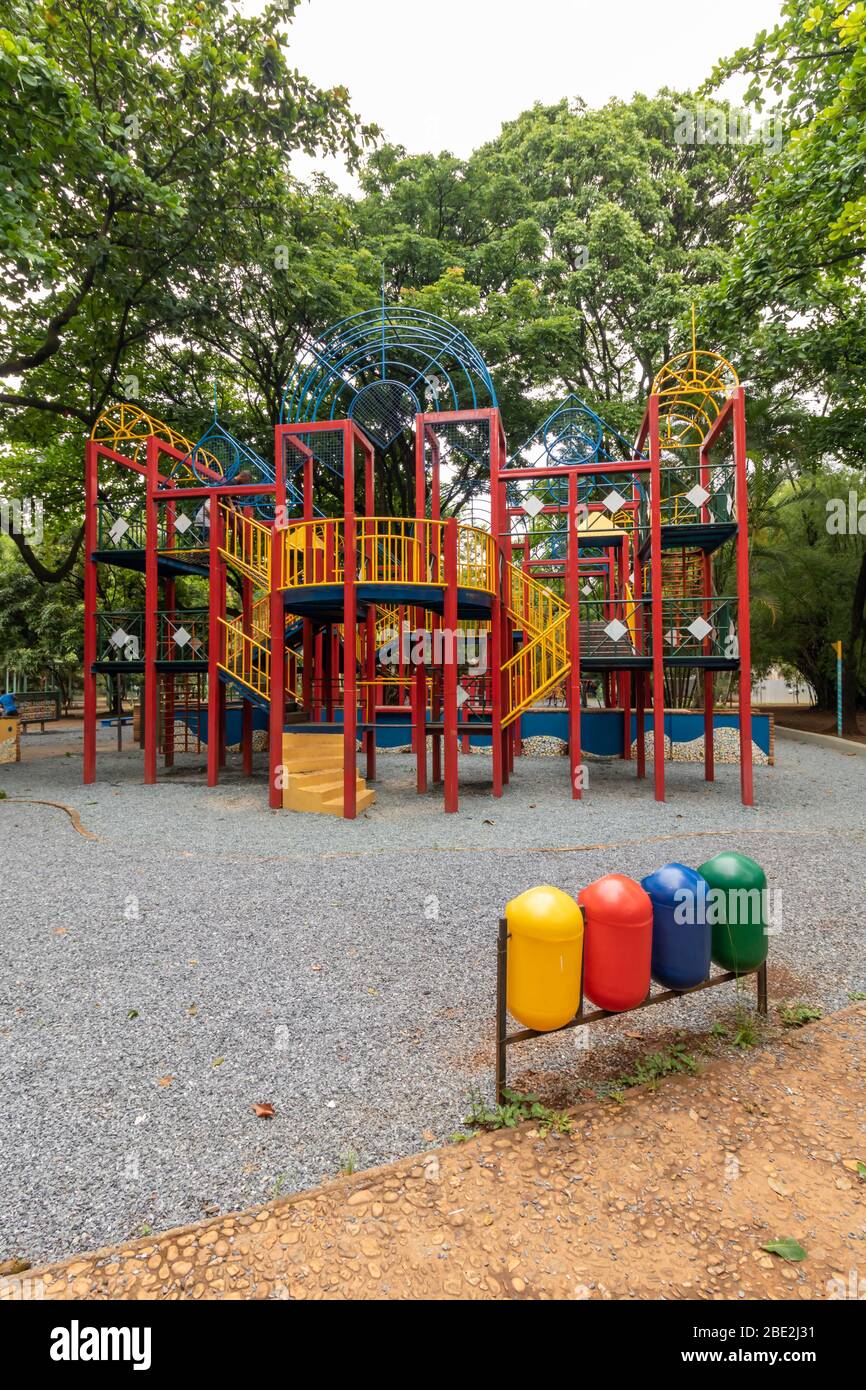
[603,1041,699,1096]
[778,1001,822,1028]
[463,1086,572,1137]
[730,1005,760,1048]
[339,1145,359,1176]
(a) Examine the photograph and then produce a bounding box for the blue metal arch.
[280,306,497,450]
[508,394,644,472]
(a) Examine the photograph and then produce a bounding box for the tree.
[358,92,764,457]
[707,0,866,730]
[747,472,866,715]
[0,0,375,576]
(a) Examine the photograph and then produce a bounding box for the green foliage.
[360,92,757,460]
[463,1086,572,1137]
[0,538,82,700]
[777,1001,822,1028]
[603,1041,699,1095]
[706,2,866,725]
[748,470,866,706]
[0,0,375,444]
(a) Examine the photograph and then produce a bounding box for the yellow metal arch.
[90,404,222,480]
[651,308,739,450]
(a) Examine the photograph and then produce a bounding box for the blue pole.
[837,645,843,737]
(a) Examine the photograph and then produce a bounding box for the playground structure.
[83,306,755,817]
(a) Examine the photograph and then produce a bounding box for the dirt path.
[6,1005,864,1302]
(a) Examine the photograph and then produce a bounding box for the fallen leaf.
[53,928,68,936]
[188,1003,198,1017]
[252,1102,275,1119]
[157,1076,173,1087]
[482,818,495,825]
[212,1057,225,1068]
[761,1238,807,1263]
[767,1177,791,1197]
[0,1258,31,1276]
[311,964,322,972]
[841,1158,863,1173]
[421,1130,436,1143]
[127,1009,139,1020]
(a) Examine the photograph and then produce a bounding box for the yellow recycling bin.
[506,885,583,1032]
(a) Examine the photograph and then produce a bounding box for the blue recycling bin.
[641,862,711,991]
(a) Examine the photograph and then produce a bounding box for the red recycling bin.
[578,873,653,1012]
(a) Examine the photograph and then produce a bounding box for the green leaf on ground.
[761,1238,807,1262]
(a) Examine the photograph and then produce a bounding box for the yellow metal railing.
[502,611,570,727]
[219,617,271,701]
[356,517,442,586]
[457,525,497,594]
[219,504,271,586]
[502,562,571,727]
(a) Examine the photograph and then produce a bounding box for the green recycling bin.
[697,851,768,974]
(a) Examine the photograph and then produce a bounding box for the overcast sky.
[284,0,787,186]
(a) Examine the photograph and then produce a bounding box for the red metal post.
[489,414,505,797]
[144,438,159,786]
[415,645,427,794]
[269,428,288,809]
[733,388,754,806]
[207,494,222,788]
[241,576,254,776]
[443,517,459,812]
[342,424,357,819]
[649,395,666,801]
[83,441,98,783]
[567,471,583,799]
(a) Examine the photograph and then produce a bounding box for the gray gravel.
[0,732,864,1265]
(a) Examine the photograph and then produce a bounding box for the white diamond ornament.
[685,484,710,509]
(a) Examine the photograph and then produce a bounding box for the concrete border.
[774,724,866,757]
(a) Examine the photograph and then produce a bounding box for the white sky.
[285,0,787,186]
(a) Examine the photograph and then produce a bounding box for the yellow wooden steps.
[280,732,375,816]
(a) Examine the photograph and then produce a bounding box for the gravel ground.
[1,731,864,1265]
